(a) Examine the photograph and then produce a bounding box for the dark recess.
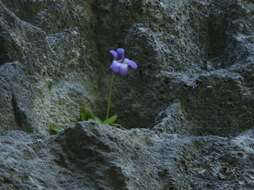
[208,15,227,58]
[0,32,13,65]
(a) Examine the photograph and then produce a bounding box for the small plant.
[103,115,118,125]
[48,123,62,135]
[79,105,119,125]
[79,105,95,121]
[79,48,138,126]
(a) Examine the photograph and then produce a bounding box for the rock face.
[1,122,254,190]
[0,0,98,135]
[1,0,254,189]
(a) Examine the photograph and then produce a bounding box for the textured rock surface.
[1,0,254,189]
[1,0,254,132]
[0,0,98,134]
[1,122,254,190]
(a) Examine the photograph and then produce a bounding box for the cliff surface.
[1,0,254,189]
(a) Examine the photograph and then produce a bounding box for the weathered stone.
[1,0,254,189]
[153,101,190,135]
[0,0,96,134]
[1,122,254,190]
[1,0,254,132]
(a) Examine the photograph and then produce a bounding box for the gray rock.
[1,0,254,133]
[1,122,254,190]
[0,0,96,134]
[1,0,254,189]
[153,101,190,135]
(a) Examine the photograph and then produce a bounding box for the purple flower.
[109,48,138,76]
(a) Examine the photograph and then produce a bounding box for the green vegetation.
[48,105,119,135]
[48,123,62,135]
[79,104,118,125]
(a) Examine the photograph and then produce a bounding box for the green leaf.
[79,105,95,121]
[79,105,119,126]
[94,117,103,124]
[103,115,118,125]
[48,123,61,135]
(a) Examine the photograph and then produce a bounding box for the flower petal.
[110,61,120,74]
[116,48,125,60]
[109,50,118,59]
[119,64,128,76]
[124,58,138,70]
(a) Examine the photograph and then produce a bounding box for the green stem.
[106,74,115,119]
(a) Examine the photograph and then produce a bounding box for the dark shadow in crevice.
[1,0,47,23]
[207,15,227,59]
[0,33,14,65]
[11,94,33,133]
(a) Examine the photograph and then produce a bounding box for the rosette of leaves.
[79,105,118,125]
